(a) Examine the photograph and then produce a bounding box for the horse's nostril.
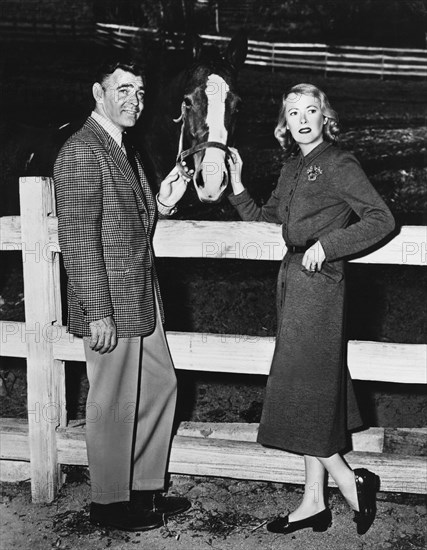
[196,170,205,189]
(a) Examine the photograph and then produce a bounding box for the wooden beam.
[2,216,426,265]
[347,340,427,383]
[1,321,426,384]
[153,222,427,265]
[2,420,425,493]
[169,437,427,494]
[177,423,427,456]
[0,418,29,460]
[177,422,386,452]
[0,461,31,482]
[0,321,27,357]
[0,216,22,250]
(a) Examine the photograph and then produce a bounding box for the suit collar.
[84,117,148,208]
[90,110,123,148]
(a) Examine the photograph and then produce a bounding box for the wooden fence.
[0,177,426,502]
[0,0,93,40]
[0,20,92,41]
[95,23,427,79]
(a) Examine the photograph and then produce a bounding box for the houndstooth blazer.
[54,116,164,338]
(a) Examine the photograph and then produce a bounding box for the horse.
[0,31,247,216]
[166,31,247,203]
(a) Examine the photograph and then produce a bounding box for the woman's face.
[285,92,326,155]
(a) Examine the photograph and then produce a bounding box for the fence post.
[381,50,385,80]
[271,43,276,73]
[19,176,66,503]
[324,47,328,78]
[215,2,220,34]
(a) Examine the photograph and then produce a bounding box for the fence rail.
[95,23,427,79]
[0,177,426,501]
[1,19,425,78]
[0,20,93,40]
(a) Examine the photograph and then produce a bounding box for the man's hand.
[302,241,326,272]
[158,163,193,207]
[226,147,245,195]
[89,315,117,354]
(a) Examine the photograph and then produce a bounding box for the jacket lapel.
[134,150,156,231]
[85,117,149,215]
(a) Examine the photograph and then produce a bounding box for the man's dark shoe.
[131,490,191,517]
[90,501,163,531]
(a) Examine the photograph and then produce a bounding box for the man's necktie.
[122,132,140,182]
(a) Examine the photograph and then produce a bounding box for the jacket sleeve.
[54,138,114,324]
[228,171,284,223]
[319,153,395,260]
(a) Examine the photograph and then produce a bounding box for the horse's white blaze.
[200,74,229,199]
[205,74,229,143]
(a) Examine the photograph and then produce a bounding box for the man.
[54,61,191,531]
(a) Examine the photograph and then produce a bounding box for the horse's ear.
[184,33,203,62]
[225,29,248,70]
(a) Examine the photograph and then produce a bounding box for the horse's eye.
[184,97,192,108]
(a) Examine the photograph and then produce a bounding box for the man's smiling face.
[93,68,145,131]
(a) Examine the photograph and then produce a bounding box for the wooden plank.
[384,428,427,456]
[169,437,427,494]
[1,321,426,384]
[0,216,22,250]
[165,333,427,384]
[54,427,427,494]
[1,215,58,250]
[2,216,426,266]
[153,222,427,266]
[177,423,427,455]
[2,420,425,493]
[176,422,385,452]
[93,27,427,77]
[0,418,29,460]
[2,419,423,459]
[347,341,427,383]
[0,461,31,482]
[19,176,66,503]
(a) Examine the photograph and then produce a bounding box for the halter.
[174,101,232,168]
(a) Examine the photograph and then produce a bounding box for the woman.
[227,83,395,535]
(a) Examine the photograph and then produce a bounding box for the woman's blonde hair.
[274,83,340,157]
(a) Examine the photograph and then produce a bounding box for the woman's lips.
[299,128,311,134]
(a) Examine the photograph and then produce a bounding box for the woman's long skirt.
[257,253,362,457]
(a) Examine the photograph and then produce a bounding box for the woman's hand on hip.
[302,241,326,272]
[227,147,245,195]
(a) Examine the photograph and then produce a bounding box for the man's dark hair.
[95,60,145,86]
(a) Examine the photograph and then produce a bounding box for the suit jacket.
[54,116,164,338]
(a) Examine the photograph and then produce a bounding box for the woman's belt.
[286,239,316,254]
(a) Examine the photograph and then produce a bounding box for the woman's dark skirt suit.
[229,142,395,458]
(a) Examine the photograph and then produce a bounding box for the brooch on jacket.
[307,165,323,181]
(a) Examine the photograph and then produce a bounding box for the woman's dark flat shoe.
[266,508,332,534]
[353,468,380,535]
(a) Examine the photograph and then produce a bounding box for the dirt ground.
[1,472,426,550]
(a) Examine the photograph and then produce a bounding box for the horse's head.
[175,31,247,203]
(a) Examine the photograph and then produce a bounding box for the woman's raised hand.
[227,147,245,195]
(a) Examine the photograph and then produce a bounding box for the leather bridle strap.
[177,141,231,164]
[174,101,231,166]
